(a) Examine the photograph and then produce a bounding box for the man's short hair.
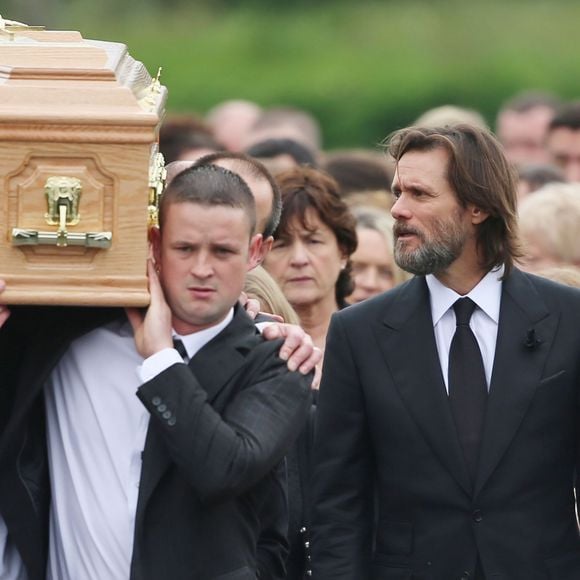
[385,124,522,275]
[548,101,580,132]
[195,151,281,237]
[246,138,317,168]
[159,164,256,235]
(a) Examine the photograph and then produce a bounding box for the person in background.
[518,182,580,272]
[262,167,356,579]
[415,104,489,130]
[244,265,300,326]
[496,91,560,166]
[263,167,357,354]
[323,148,394,211]
[159,114,223,163]
[206,99,263,152]
[545,101,580,182]
[346,206,410,305]
[243,106,322,154]
[246,138,318,175]
[534,265,580,288]
[516,162,565,199]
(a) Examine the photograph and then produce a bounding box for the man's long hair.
[385,124,522,275]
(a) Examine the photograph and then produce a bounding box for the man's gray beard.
[394,219,467,276]
[395,239,461,275]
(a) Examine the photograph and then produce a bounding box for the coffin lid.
[0,18,167,127]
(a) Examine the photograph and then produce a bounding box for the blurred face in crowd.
[346,227,395,304]
[496,107,553,165]
[519,233,561,273]
[263,208,346,310]
[546,128,580,182]
[152,201,260,335]
[390,148,474,276]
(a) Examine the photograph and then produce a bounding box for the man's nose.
[391,194,412,221]
[191,253,213,278]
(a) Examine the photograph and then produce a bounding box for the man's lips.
[287,276,313,283]
[188,287,215,297]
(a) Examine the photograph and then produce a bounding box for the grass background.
[4,0,580,149]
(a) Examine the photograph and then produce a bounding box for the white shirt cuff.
[137,348,184,383]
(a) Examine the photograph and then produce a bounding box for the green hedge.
[8,0,580,149]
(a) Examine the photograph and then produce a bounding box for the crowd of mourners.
[154,92,580,578]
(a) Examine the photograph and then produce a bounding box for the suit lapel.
[474,269,556,496]
[137,307,260,511]
[375,277,472,496]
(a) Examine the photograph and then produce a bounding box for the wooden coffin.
[0,21,167,306]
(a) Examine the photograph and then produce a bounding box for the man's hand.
[239,292,283,323]
[0,280,11,328]
[126,260,173,358]
[262,323,322,382]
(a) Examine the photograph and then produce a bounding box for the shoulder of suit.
[336,276,419,321]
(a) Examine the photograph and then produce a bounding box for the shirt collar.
[173,307,234,360]
[425,265,504,326]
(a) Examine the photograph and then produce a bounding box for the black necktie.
[173,337,188,362]
[448,297,488,480]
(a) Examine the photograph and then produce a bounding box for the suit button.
[157,404,167,413]
[152,396,162,406]
[460,572,471,580]
[168,416,177,426]
[162,410,172,420]
[472,509,483,523]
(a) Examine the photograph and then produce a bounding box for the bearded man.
[310,124,580,580]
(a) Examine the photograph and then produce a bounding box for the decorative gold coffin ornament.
[0,20,167,306]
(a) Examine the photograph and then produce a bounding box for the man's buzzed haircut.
[195,151,282,238]
[159,164,256,235]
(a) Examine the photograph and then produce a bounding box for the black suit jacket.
[0,305,312,580]
[310,269,580,580]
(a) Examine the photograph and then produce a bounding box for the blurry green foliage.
[3,0,580,149]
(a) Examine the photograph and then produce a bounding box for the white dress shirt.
[426,266,504,392]
[45,309,233,580]
[0,516,27,580]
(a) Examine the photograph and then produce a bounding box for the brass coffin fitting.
[11,176,112,249]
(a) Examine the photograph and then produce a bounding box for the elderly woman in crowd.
[263,166,357,355]
[346,205,409,304]
[518,182,580,272]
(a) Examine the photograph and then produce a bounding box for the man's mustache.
[393,223,423,239]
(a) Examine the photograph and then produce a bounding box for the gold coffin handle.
[10,175,112,249]
[12,228,112,248]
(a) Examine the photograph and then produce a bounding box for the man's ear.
[253,235,273,268]
[248,234,264,271]
[149,226,162,269]
[470,205,490,225]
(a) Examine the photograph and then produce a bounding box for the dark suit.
[0,305,311,580]
[310,269,580,580]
